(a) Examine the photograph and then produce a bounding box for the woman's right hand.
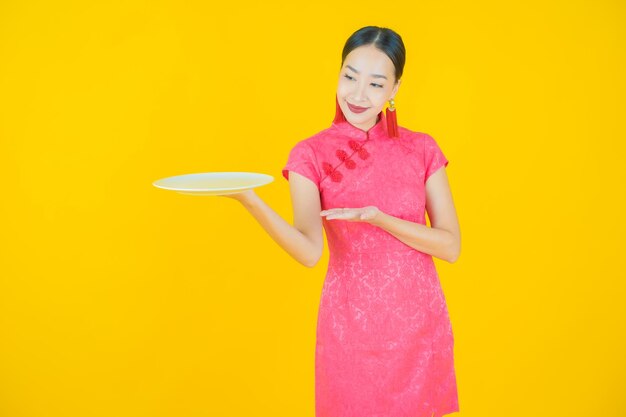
[217,188,257,206]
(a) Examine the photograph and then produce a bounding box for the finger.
[321,209,346,216]
[329,212,359,220]
[326,214,349,220]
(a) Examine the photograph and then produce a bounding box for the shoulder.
[284,127,335,167]
[286,126,337,154]
[397,125,434,141]
[395,125,437,151]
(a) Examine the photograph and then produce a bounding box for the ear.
[391,79,401,98]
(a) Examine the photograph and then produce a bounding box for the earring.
[386,98,398,138]
[333,95,346,123]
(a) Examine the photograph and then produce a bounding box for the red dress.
[282,110,459,417]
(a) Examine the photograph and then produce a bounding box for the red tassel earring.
[386,98,398,138]
[334,95,346,123]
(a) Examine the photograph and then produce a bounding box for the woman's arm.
[222,171,324,268]
[320,166,460,263]
[372,167,460,262]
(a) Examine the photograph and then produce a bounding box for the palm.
[320,206,380,222]
[218,188,256,203]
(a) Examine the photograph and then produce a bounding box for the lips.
[347,102,369,114]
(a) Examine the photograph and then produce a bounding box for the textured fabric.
[282,110,458,417]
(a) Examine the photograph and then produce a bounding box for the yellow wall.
[1,1,624,416]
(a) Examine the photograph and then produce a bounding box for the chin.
[347,110,372,120]
[344,113,366,123]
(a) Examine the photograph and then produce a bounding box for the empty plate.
[152,172,274,195]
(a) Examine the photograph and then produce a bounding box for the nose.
[352,80,367,102]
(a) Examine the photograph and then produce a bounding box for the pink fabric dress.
[281,110,459,417]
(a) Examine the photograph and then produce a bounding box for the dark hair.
[340,26,406,84]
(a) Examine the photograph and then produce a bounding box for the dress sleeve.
[424,133,449,183]
[281,140,321,188]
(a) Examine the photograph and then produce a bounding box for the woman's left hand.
[320,206,381,223]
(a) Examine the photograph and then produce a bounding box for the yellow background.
[1,0,625,416]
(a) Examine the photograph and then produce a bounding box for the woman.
[223,26,461,417]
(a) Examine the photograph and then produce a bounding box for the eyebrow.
[346,65,388,80]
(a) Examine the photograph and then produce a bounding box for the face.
[337,44,401,131]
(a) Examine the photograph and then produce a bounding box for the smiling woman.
[220,25,461,417]
[334,36,403,134]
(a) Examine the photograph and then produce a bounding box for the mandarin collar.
[330,110,390,140]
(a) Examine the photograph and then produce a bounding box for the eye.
[344,74,384,88]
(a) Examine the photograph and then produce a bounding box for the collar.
[330,110,390,140]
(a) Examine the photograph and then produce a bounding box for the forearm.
[238,193,321,267]
[370,211,459,263]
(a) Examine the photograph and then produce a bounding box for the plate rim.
[153,172,274,192]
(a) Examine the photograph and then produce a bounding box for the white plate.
[152,172,274,196]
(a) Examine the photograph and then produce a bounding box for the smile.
[347,102,370,113]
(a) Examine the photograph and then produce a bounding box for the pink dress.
[282,110,459,417]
